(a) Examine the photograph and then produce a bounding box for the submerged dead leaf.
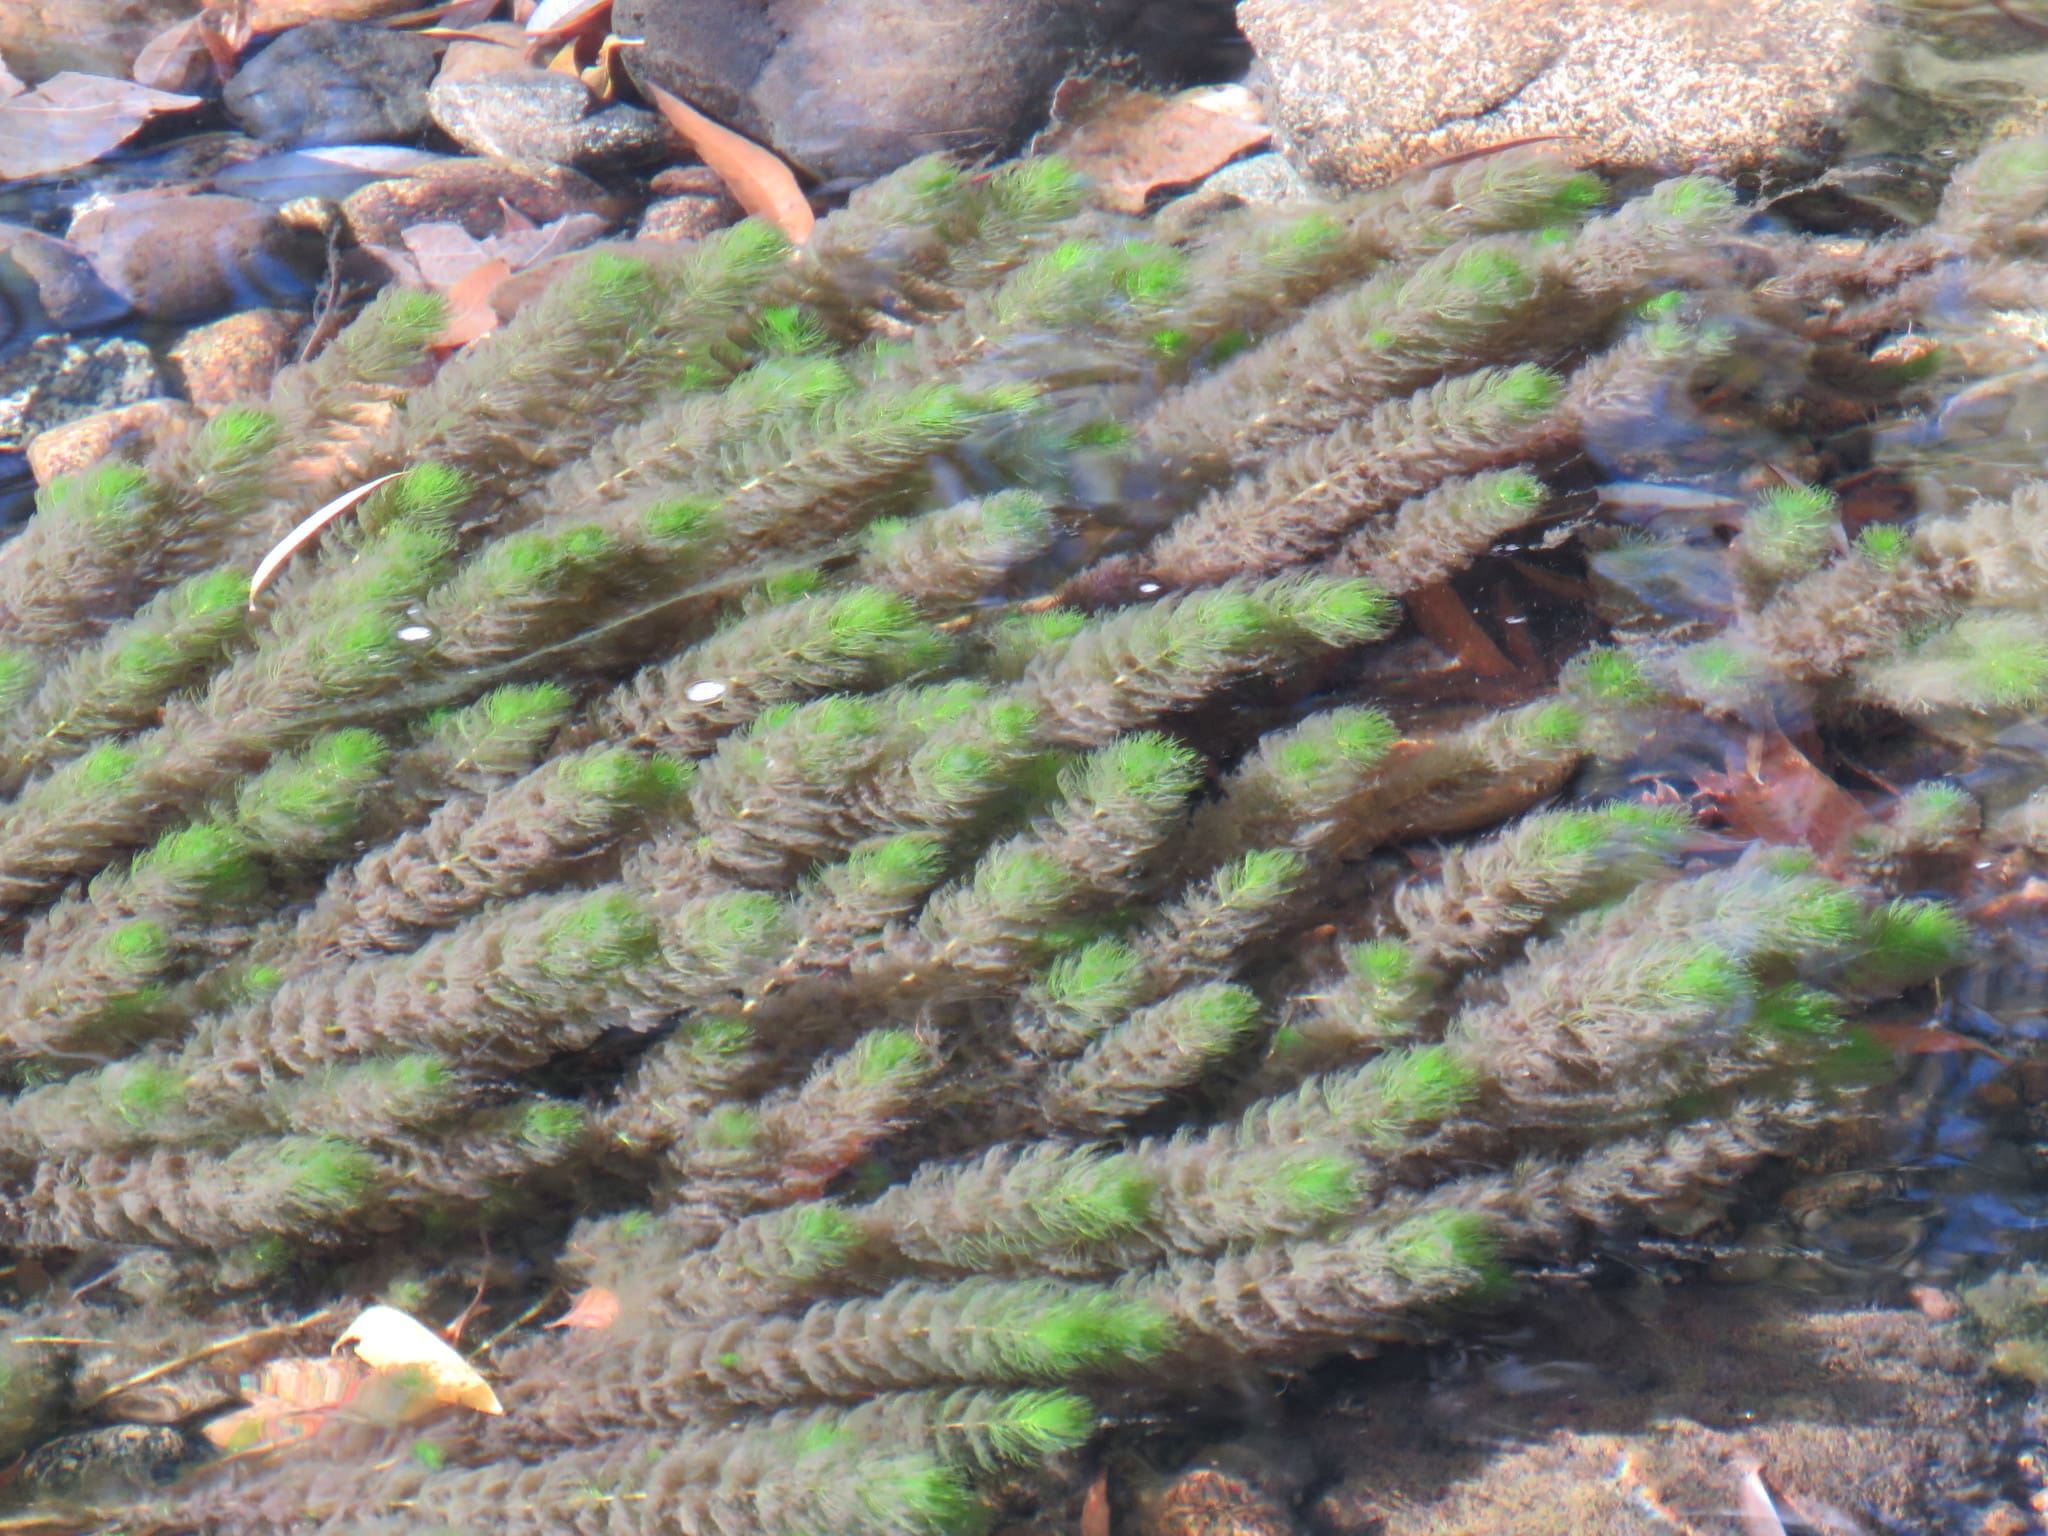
[1736,1469,1790,1536]
[1694,729,1873,872]
[1080,1470,1112,1536]
[0,73,203,179]
[645,83,813,244]
[545,1285,620,1331]
[248,471,404,607]
[131,18,213,94]
[1039,79,1271,214]
[525,0,611,36]
[333,1304,504,1415]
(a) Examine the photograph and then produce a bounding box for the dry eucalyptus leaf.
[131,17,213,93]
[0,72,202,179]
[332,1304,504,1415]
[1039,79,1272,214]
[645,82,813,244]
[248,472,405,606]
[545,1285,620,1330]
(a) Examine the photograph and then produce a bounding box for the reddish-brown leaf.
[1860,1023,2010,1062]
[1080,1471,1112,1536]
[1038,79,1271,214]
[545,1285,620,1331]
[645,82,813,245]
[1694,729,1872,871]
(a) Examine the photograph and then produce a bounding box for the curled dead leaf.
[333,1304,504,1415]
[545,1285,620,1331]
[1038,79,1271,214]
[644,83,813,245]
[248,472,405,608]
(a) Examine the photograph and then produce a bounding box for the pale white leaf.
[248,472,404,608]
[525,0,609,36]
[332,1304,504,1416]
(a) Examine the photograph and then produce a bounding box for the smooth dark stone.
[222,20,438,149]
[617,0,1145,180]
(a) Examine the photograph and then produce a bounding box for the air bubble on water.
[686,680,727,703]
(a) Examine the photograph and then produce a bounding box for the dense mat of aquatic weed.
[5,133,2048,1529]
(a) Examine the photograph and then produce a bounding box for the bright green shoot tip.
[854,1456,979,1536]
[1013,1292,1174,1376]
[851,1028,933,1089]
[1570,647,1659,706]
[1856,522,1910,568]
[976,1391,1098,1469]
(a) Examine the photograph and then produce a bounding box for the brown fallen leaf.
[201,1355,367,1454]
[545,1285,620,1331]
[1694,728,1873,873]
[1038,79,1271,215]
[1080,1470,1112,1536]
[644,82,813,245]
[131,17,213,93]
[373,208,612,347]
[580,33,639,101]
[334,1304,504,1415]
[0,73,203,180]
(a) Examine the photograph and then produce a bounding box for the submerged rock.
[167,308,303,411]
[0,334,161,454]
[25,397,199,483]
[429,71,674,170]
[1240,0,1873,188]
[13,1424,202,1501]
[0,226,130,336]
[617,0,1143,179]
[339,156,625,245]
[223,21,439,149]
[68,194,326,322]
[0,0,194,83]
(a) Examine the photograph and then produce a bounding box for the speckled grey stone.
[429,71,674,170]
[1240,0,1876,189]
[0,334,162,454]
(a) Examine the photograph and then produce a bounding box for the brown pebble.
[435,26,535,85]
[26,398,200,484]
[647,165,729,198]
[1909,1285,1962,1323]
[1975,1503,2030,1536]
[340,157,625,246]
[638,192,741,244]
[1139,1468,1297,1536]
[167,309,303,412]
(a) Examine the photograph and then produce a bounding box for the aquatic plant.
[0,133,2033,1530]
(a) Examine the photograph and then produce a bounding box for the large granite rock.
[1240,0,1874,188]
